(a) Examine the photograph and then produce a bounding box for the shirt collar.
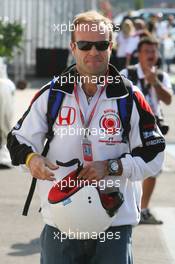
[53,64,129,99]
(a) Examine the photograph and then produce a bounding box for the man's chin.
[85,63,106,75]
[87,69,105,76]
[87,62,101,68]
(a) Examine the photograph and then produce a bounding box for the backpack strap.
[127,66,148,96]
[117,77,133,145]
[157,70,164,82]
[127,65,138,86]
[43,79,66,156]
[22,78,65,216]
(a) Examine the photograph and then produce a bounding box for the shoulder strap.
[22,78,65,216]
[157,70,164,82]
[117,77,133,145]
[127,66,138,86]
[43,79,66,156]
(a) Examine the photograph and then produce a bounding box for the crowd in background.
[110,12,174,225]
[111,13,175,73]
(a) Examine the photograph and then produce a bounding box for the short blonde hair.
[71,10,113,41]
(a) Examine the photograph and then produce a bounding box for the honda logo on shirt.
[56,107,76,126]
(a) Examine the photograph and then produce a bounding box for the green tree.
[134,0,144,10]
[0,20,23,60]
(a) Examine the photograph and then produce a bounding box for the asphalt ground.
[0,78,175,264]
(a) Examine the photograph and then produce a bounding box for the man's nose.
[147,50,157,55]
[89,45,99,55]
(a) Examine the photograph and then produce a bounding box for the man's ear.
[109,41,113,51]
[70,42,76,56]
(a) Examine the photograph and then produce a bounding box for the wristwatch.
[108,159,123,176]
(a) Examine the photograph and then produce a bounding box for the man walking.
[7,11,165,264]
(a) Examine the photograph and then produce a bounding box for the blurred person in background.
[0,59,15,168]
[153,13,175,70]
[164,33,175,73]
[147,20,157,37]
[130,18,151,65]
[134,19,149,38]
[115,19,137,70]
[120,36,172,224]
[163,15,175,72]
[164,15,175,37]
[146,14,165,68]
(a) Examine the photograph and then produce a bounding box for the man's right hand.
[27,154,59,181]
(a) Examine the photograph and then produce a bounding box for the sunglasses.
[76,40,110,51]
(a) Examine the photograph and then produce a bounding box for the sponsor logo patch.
[56,107,76,126]
[146,138,165,146]
[99,110,121,135]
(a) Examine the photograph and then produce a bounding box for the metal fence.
[0,0,98,79]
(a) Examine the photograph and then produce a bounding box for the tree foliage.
[0,20,23,60]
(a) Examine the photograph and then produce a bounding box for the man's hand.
[144,66,172,104]
[77,161,108,182]
[28,154,59,181]
[144,67,158,86]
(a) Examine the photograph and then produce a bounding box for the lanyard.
[74,82,105,130]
